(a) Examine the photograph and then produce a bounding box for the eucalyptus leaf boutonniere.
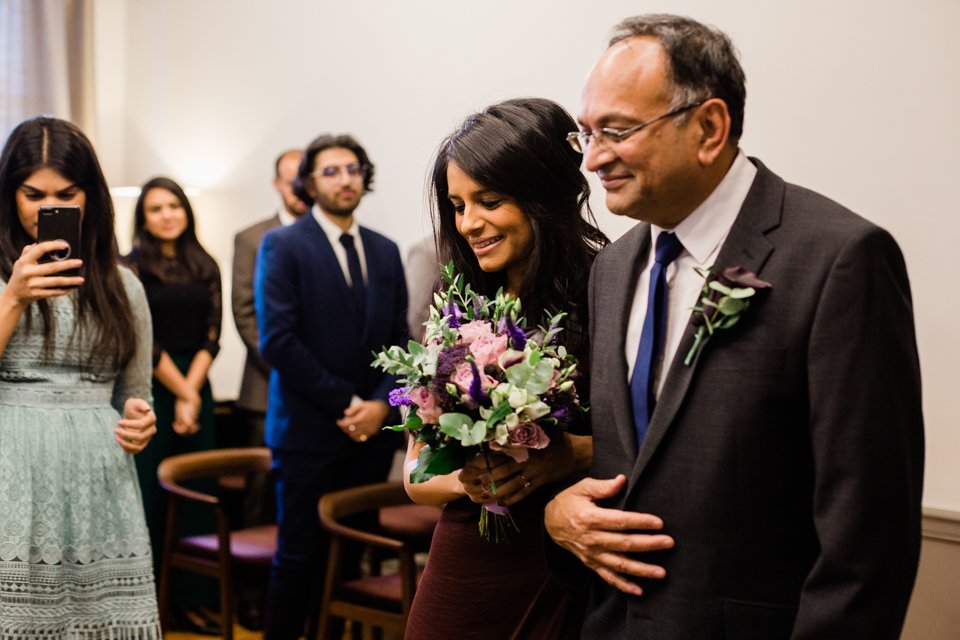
[684,266,772,366]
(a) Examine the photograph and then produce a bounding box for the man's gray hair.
[610,14,746,142]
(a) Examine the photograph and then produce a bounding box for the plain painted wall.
[90,0,960,510]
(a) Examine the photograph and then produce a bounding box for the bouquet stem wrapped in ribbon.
[373,263,585,543]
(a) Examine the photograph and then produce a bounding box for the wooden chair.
[157,447,276,640]
[317,481,438,639]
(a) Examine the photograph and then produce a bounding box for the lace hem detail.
[0,543,152,565]
[0,556,160,639]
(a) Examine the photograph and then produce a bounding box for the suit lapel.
[604,227,653,459]
[357,227,379,339]
[625,160,785,492]
[304,215,357,318]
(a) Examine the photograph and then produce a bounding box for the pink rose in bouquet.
[409,387,443,424]
[489,422,550,463]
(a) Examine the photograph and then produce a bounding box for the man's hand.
[545,474,674,596]
[337,400,390,443]
[115,397,157,453]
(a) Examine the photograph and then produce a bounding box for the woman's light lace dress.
[0,268,161,639]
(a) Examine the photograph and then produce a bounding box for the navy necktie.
[339,233,366,320]
[630,232,684,449]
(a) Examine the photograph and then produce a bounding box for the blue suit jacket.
[254,214,408,455]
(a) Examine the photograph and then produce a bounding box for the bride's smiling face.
[447,161,533,294]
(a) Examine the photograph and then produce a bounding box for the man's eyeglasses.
[312,164,367,179]
[566,100,707,153]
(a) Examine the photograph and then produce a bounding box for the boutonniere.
[684,266,772,366]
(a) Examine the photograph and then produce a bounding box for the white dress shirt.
[625,152,758,394]
[312,205,368,286]
[278,208,298,227]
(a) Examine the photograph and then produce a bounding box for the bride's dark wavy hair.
[0,116,136,370]
[430,98,608,352]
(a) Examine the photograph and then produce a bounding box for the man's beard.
[316,190,359,217]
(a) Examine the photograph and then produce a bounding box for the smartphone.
[37,205,82,278]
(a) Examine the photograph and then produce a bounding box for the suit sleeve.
[405,239,439,340]
[255,231,357,414]
[370,245,410,405]
[232,230,270,376]
[794,226,924,639]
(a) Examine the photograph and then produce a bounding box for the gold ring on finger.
[359,434,368,442]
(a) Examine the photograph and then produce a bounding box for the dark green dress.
[123,249,221,605]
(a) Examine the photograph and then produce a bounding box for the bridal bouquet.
[372,263,585,542]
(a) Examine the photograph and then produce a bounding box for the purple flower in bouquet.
[450,361,497,399]
[501,315,526,351]
[443,302,463,328]
[434,343,469,411]
[468,361,487,405]
[388,387,414,407]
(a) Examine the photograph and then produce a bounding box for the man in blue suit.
[254,133,408,639]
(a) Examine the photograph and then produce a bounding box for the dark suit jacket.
[232,214,280,413]
[581,159,923,639]
[254,214,408,455]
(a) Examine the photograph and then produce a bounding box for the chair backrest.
[317,481,423,636]
[154,447,274,640]
[319,481,411,521]
[158,447,271,504]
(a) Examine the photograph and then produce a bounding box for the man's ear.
[695,98,732,166]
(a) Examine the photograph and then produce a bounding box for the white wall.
[91,0,960,510]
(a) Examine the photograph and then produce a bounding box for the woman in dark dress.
[122,176,221,619]
[403,98,608,640]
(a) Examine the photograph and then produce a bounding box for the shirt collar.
[278,208,298,227]
[312,205,359,244]
[652,151,758,264]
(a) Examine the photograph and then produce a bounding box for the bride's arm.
[402,435,467,506]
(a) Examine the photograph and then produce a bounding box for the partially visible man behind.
[404,235,439,339]
[232,149,307,520]
[255,134,407,639]
[545,14,923,639]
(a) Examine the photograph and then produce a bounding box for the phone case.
[37,205,81,277]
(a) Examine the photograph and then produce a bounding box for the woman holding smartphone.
[122,176,222,628]
[0,116,160,637]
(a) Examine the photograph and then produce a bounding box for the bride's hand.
[459,434,590,507]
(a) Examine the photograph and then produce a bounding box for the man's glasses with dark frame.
[566,100,707,153]
[311,164,367,179]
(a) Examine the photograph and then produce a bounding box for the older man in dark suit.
[545,14,924,639]
[255,134,407,640]
[231,149,307,514]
